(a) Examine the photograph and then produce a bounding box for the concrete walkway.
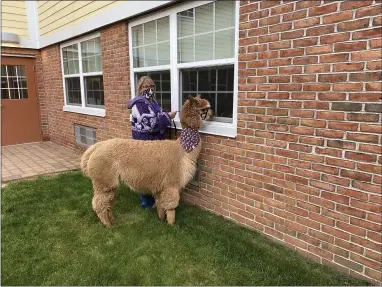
[1,142,81,183]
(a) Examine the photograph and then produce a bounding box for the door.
[1,56,42,146]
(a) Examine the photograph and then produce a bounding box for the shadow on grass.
[1,172,370,286]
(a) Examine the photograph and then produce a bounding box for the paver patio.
[1,142,81,183]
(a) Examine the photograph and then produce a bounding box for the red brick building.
[1,1,381,284]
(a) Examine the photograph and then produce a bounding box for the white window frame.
[60,32,105,117]
[128,1,239,138]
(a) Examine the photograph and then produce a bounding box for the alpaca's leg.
[108,188,118,224]
[155,199,166,220]
[92,186,116,227]
[166,209,176,225]
[157,188,180,225]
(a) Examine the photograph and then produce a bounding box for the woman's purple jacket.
[127,95,171,140]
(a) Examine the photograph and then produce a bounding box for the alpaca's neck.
[179,128,202,188]
[180,128,200,153]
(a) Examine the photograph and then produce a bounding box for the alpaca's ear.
[196,94,201,99]
[188,95,195,104]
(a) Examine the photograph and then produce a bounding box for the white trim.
[129,1,213,27]
[129,6,174,27]
[178,26,234,40]
[232,0,240,138]
[132,65,171,73]
[128,0,238,138]
[133,40,170,49]
[79,71,103,77]
[25,1,40,48]
[1,54,36,58]
[212,3,216,60]
[5,66,11,99]
[39,1,172,48]
[17,39,39,49]
[193,6,196,62]
[60,32,101,49]
[169,11,179,121]
[78,42,86,109]
[63,105,105,117]
[176,58,235,69]
[63,74,81,78]
[62,72,103,78]
[60,44,68,107]
[129,20,135,100]
[173,120,237,138]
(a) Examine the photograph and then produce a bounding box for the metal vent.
[1,32,20,44]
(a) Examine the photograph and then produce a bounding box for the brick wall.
[1,47,49,141]
[36,1,381,283]
[40,21,131,151]
[183,0,382,284]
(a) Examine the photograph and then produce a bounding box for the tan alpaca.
[81,95,214,226]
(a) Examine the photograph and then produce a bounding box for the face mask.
[143,88,154,99]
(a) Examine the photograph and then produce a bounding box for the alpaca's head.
[180,95,214,130]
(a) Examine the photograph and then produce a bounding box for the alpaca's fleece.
[81,95,213,226]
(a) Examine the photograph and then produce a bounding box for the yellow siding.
[1,1,29,40]
[37,1,123,36]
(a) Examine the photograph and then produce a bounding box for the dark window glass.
[65,77,81,105]
[1,77,7,89]
[180,65,234,120]
[85,76,104,107]
[1,89,9,99]
[20,89,28,99]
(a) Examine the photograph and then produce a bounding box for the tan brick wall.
[40,21,131,151]
[183,1,382,284]
[1,47,49,141]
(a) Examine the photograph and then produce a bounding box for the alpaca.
[81,95,214,226]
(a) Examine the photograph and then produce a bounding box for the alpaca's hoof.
[157,207,166,220]
[98,215,113,227]
[109,215,116,225]
[166,209,175,225]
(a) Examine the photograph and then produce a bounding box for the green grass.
[1,172,369,286]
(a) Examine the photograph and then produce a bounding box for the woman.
[127,76,177,208]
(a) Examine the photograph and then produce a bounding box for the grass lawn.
[1,172,369,286]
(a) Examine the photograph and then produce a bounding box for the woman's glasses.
[142,85,155,90]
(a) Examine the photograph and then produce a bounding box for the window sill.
[128,115,237,137]
[63,105,105,117]
[173,120,237,138]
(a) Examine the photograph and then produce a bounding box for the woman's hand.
[168,111,177,119]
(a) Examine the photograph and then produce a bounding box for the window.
[74,125,96,146]
[60,34,105,117]
[177,1,235,63]
[129,1,238,137]
[1,65,28,99]
[181,65,234,121]
[132,17,170,67]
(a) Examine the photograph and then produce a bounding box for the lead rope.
[172,119,177,140]
[168,116,177,140]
